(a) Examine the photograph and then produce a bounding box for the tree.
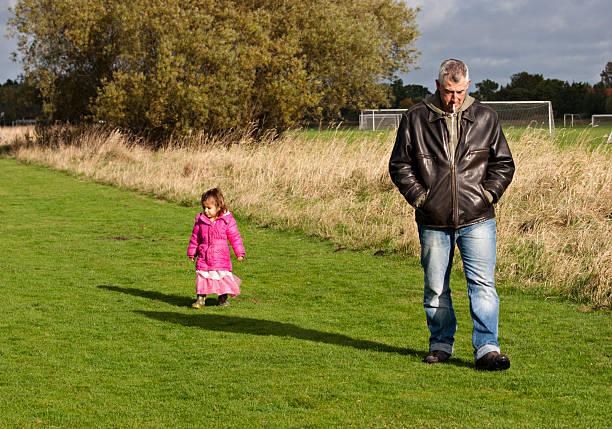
[470,79,499,100]
[495,72,544,100]
[562,82,591,115]
[402,84,431,104]
[9,0,420,136]
[601,61,612,87]
[583,82,606,117]
[389,79,430,108]
[509,72,544,89]
[489,72,595,117]
[8,0,124,122]
[390,79,407,107]
[0,79,42,124]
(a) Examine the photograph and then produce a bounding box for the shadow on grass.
[100,284,473,367]
[136,311,472,368]
[137,310,425,358]
[98,285,194,307]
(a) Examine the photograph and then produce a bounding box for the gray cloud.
[400,0,612,91]
[1,0,20,82]
[1,1,610,90]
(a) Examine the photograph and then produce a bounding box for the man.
[389,59,515,370]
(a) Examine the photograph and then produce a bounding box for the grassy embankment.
[2,124,611,309]
[0,158,609,427]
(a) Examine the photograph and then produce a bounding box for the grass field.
[6,124,611,309]
[297,123,612,148]
[0,158,610,427]
[551,125,612,148]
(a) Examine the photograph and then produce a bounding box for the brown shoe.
[424,350,451,364]
[218,294,229,307]
[475,351,510,371]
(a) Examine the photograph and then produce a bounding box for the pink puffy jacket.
[187,211,245,271]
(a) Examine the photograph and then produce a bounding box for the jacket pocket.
[415,153,437,161]
[414,153,439,192]
[417,183,452,226]
[197,244,206,258]
[477,184,492,209]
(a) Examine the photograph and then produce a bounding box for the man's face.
[436,76,471,113]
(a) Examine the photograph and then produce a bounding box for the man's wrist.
[414,193,427,208]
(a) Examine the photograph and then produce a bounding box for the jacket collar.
[198,211,231,225]
[424,91,476,123]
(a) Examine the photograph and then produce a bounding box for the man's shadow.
[98,285,473,367]
[138,310,421,357]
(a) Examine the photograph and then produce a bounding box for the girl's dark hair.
[201,188,227,216]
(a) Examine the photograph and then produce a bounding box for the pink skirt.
[195,270,242,297]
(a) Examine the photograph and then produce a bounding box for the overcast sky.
[1,0,611,92]
[400,0,612,91]
[0,0,16,82]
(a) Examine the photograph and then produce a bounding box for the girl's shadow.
[98,285,224,306]
[98,285,196,307]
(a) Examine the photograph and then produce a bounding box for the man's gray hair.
[438,59,469,85]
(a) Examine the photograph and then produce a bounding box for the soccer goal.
[591,114,612,127]
[359,101,554,134]
[563,113,584,127]
[12,119,37,126]
[359,109,405,130]
[481,101,554,134]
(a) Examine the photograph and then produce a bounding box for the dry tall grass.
[2,125,610,309]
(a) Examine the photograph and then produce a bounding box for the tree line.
[6,0,610,132]
[5,65,611,129]
[0,79,42,125]
[389,62,612,119]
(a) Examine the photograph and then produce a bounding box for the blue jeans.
[418,218,500,360]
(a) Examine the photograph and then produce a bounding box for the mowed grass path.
[0,159,609,428]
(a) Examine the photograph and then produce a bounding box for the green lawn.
[0,159,609,428]
[294,123,612,149]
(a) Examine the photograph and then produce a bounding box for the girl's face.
[202,198,220,220]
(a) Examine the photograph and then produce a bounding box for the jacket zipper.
[448,112,458,226]
[207,223,213,263]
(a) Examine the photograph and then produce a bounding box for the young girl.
[187,188,245,308]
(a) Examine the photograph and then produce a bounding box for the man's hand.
[414,192,427,209]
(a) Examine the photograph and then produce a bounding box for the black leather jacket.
[389,100,515,228]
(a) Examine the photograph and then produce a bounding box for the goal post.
[359,101,555,134]
[591,114,612,127]
[359,109,405,131]
[481,101,554,134]
[563,113,584,127]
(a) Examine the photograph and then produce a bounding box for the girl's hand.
[237,256,244,261]
[190,257,195,261]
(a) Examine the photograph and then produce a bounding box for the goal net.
[359,109,405,130]
[591,114,612,127]
[481,101,554,134]
[359,101,555,133]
